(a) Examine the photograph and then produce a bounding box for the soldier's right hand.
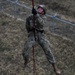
[32,7,37,15]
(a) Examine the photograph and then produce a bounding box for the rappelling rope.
[32,0,37,75]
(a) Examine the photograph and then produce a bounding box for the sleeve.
[36,14,46,26]
[26,17,30,33]
[36,14,50,33]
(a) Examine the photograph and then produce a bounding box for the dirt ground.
[0,0,75,75]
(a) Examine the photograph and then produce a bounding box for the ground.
[0,0,75,75]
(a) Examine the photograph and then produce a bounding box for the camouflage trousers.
[22,33,56,64]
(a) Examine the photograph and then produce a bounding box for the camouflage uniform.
[22,14,56,64]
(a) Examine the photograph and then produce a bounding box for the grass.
[0,11,75,75]
[0,39,10,52]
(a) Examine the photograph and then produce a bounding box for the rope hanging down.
[31,0,37,75]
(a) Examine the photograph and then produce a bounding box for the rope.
[32,15,37,75]
[32,0,34,8]
[32,0,37,75]
[32,45,37,75]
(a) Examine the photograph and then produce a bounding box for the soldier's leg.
[22,37,35,66]
[39,37,61,75]
[38,37,56,64]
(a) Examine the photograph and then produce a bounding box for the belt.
[29,28,44,33]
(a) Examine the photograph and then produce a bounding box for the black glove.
[32,7,37,15]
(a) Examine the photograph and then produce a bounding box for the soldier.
[22,5,61,75]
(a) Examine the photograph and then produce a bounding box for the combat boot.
[22,53,29,68]
[52,63,61,75]
[23,58,29,68]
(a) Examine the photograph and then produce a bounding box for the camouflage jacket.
[26,14,49,37]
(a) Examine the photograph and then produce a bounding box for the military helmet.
[37,5,47,14]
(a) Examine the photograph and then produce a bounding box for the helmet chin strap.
[37,8,43,14]
[38,8,43,12]
[37,8,44,15]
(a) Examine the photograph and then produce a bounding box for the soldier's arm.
[36,14,46,26]
[26,17,30,33]
[36,14,50,34]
